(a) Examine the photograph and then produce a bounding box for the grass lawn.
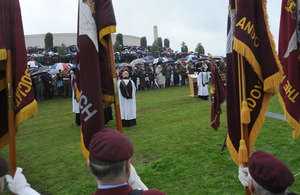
[0,85,299,194]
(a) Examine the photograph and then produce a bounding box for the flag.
[0,0,38,150]
[77,0,116,158]
[226,0,283,165]
[278,0,300,139]
[210,62,226,130]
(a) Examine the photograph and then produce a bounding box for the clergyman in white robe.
[197,71,209,99]
[118,71,136,127]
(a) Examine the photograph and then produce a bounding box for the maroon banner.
[210,63,226,131]
[0,0,38,150]
[278,0,300,139]
[226,0,282,165]
[77,0,116,158]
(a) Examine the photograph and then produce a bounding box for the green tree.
[164,38,170,48]
[157,37,163,48]
[195,43,205,55]
[113,40,121,52]
[44,32,53,49]
[57,43,67,55]
[151,41,159,57]
[181,42,188,52]
[140,36,147,48]
[116,33,123,48]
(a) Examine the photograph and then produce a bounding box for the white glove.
[5,167,40,195]
[128,164,148,190]
[238,165,250,187]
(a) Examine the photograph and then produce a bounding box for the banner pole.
[238,54,250,195]
[107,34,123,134]
[6,49,17,177]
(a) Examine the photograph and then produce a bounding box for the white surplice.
[118,79,136,120]
[197,72,209,96]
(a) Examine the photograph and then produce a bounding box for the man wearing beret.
[88,129,166,195]
[238,150,297,195]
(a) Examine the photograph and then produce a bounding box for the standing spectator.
[41,72,53,100]
[138,64,146,90]
[148,63,155,89]
[164,63,172,87]
[35,74,44,102]
[119,67,125,79]
[202,61,208,72]
[116,67,120,79]
[130,65,138,88]
[156,65,164,88]
[56,70,63,96]
[173,64,180,86]
[180,62,187,85]
[62,69,71,98]
[187,61,195,74]
[70,70,80,125]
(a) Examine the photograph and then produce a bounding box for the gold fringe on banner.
[0,49,7,61]
[14,100,38,129]
[261,0,283,92]
[102,94,114,104]
[233,38,263,80]
[248,92,273,152]
[279,96,300,139]
[81,130,89,159]
[227,92,274,165]
[99,25,116,50]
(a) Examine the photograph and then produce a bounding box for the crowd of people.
[116,59,218,91]
[30,68,74,102]
[27,45,77,65]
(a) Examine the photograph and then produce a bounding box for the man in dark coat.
[147,63,155,89]
[164,62,171,87]
[41,72,53,100]
[138,64,146,90]
[179,62,187,85]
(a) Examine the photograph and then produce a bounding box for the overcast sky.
[19,0,282,56]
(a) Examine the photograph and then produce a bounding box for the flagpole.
[6,49,17,177]
[237,53,250,195]
[107,34,123,134]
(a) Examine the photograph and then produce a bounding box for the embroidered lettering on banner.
[15,69,32,107]
[236,17,259,47]
[247,80,263,111]
[80,91,97,122]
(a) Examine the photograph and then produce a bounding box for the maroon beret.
[89,129,134,165]
[249,151,294,193]
[0,158,8,177]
